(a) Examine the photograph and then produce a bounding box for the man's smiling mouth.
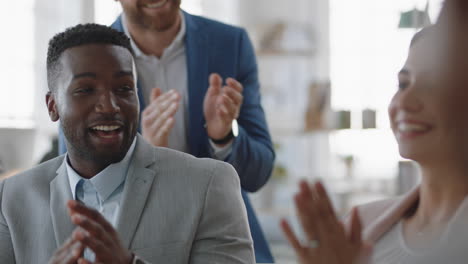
[144,0,168,9]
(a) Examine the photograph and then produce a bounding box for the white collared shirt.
[123,12,189,153]
[122,12,232,159]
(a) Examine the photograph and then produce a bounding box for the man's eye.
[74,87,93,94]
[117,85,134,93]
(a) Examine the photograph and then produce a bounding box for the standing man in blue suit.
[60,0,275,261]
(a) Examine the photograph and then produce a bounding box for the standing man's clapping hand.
[203,73,243,145]
[142,88,181,147]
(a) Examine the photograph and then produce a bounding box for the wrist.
[210,130,234,145]
[129,253,145,264]
[207,120,239,145]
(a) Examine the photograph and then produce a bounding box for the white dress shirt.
[122,13,188,153]
[66,137,137,261]
[122,12,232,159]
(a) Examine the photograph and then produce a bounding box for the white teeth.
[92,125,120,132]
[145,0,167,8]
[397,123,429,133]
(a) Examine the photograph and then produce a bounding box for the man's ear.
[46,91,59,122]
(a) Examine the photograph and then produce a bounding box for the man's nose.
[95,91,120,113]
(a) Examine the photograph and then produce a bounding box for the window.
[0,1,35,126]
[329,0,444,181]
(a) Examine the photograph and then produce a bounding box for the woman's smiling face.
[389,28,468,165]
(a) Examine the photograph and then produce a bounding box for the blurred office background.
[0,0,444,262]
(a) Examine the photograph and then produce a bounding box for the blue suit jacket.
[59,11,276,263]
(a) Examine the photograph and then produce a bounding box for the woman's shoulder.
[345,187,420,242]
[354,198,400,226]
[342,198,398,228]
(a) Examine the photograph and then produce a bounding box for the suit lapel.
[185,11,210,156]
[50,160,75,247]
[116,135,157,248]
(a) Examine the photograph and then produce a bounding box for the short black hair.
[46,23,133,92]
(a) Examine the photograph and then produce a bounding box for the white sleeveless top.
[372,198,468,264]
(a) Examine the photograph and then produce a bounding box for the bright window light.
[0,0,35,124]
[329,0,443,179]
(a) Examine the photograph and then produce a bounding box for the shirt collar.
[66,137,137,202]
[122,10,186,59]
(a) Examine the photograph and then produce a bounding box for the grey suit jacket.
[0,135,254,263]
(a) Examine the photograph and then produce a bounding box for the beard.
[61,115,137,168]
[127,0,181,32]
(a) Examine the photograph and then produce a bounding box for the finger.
[148,96,178,128]
[78,258,92,264]
[154,89,180,105]
[68,201,115,235]
[314,181,337,219]
[74,230,109,261]
[209,73,223,88]
[143,93,179,124]
[294,190,319,243]
[72,215,115,248]
[57,241,84,264]
[207,73,223,97]
[280,218,312,264]
[360,242,374,260]
[142,101,178,136]
[150,87,162,102]
[218,94,238,119]
[309,182,345,245]
[226,77,243,93]
[148,102,179,131]
[280,219,304,252]
[55,236,75,255]
[298,180,314,201]
[217,104,236,124]
[350,207,363,244]
[144,103,179,138]
[311,181,340,232]
[222,86,243,107]
[143,90,180,116]
[153,117,175,140]
[69,242,85,263]
[52,234,82,262]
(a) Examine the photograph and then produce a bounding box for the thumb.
[150,87,162,102]
[207,73,222,96]
[350,207,363,243]
[356,242,373,264]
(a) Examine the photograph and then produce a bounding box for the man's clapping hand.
[203,73,243,144]
[49,200,133,264]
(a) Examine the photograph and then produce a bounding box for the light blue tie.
[75,179,100,261]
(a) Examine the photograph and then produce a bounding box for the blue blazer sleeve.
[225,29,275,193]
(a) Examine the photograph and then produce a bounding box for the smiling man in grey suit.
[0,24,254,264]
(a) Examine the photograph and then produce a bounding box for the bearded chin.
[132,1,180,32]
[61,122,129,167]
